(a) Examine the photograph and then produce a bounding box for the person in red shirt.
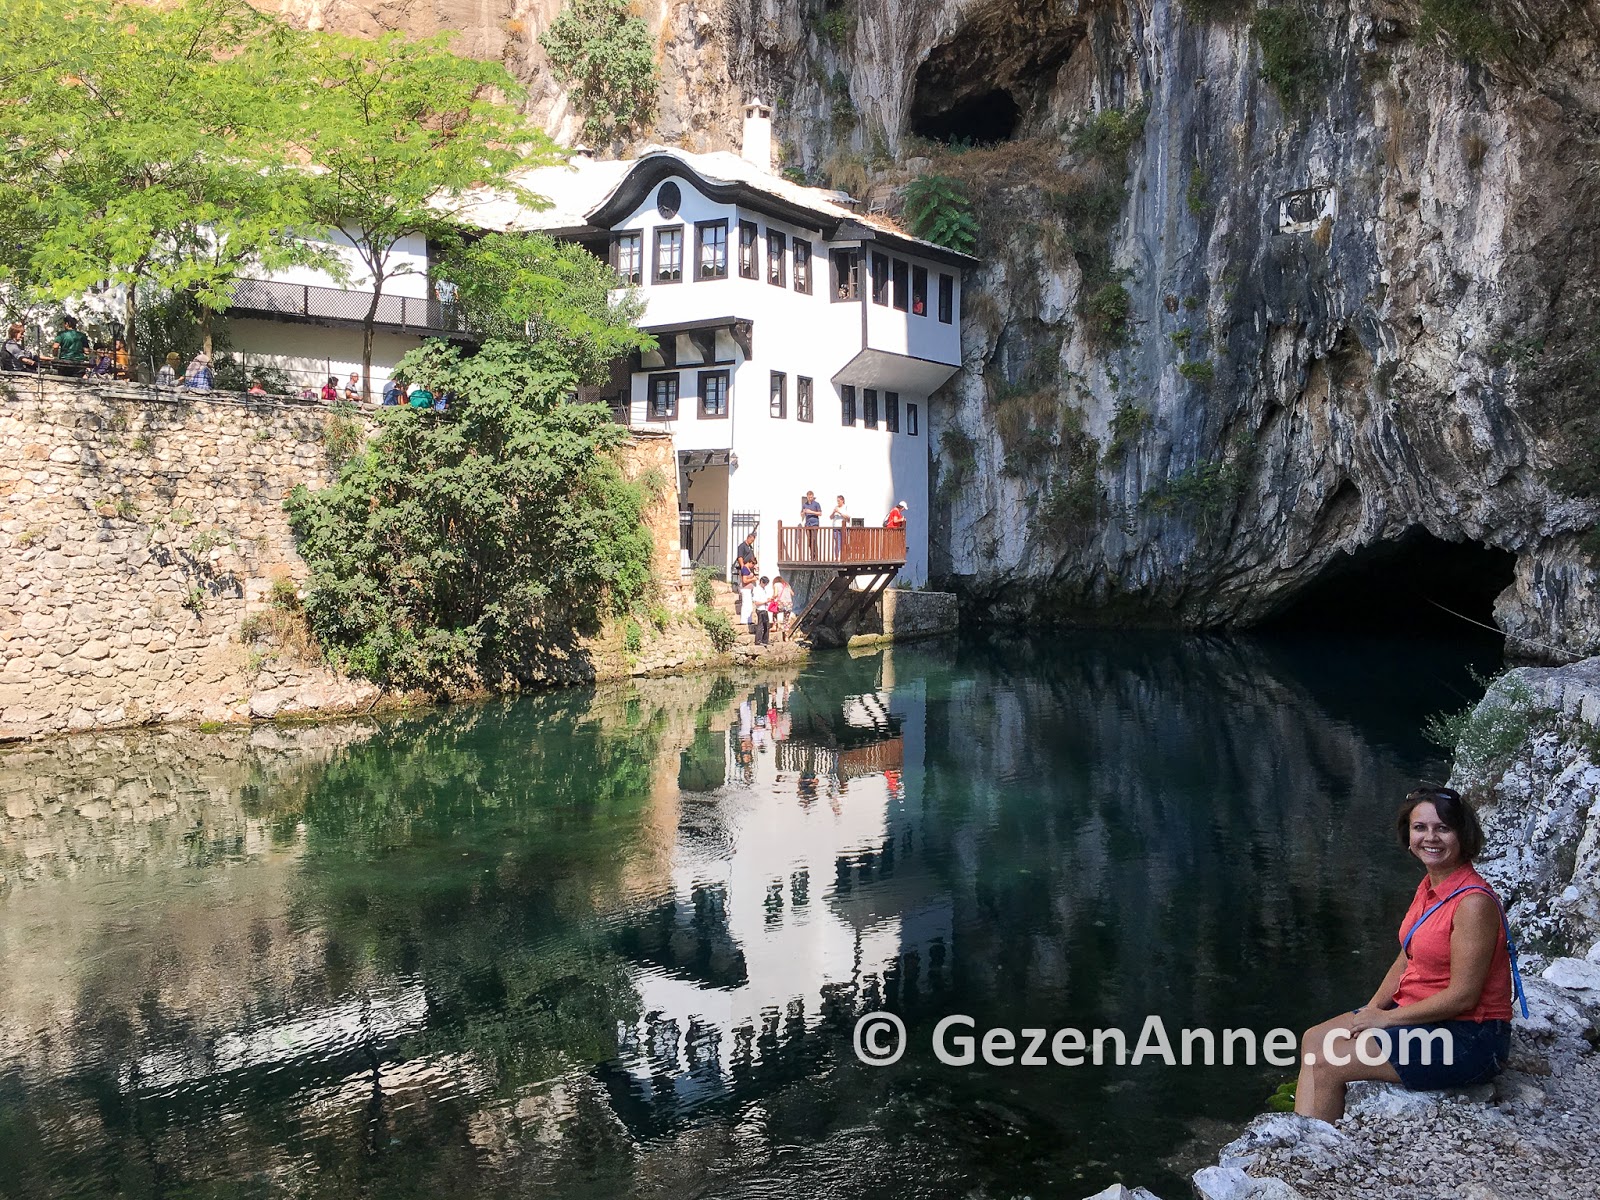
[1293,787,1519,1122]
[884,500,907,530]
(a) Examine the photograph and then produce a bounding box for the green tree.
[438,230,650,380]
[901,174,979,254]
[540,0,659,144]
[0,0,329,370]
[278,30,562,399]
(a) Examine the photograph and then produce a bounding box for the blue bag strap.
[1402,884,1529,1019]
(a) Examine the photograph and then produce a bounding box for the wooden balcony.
[776,522,906,570]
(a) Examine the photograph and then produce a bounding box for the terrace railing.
[776,522,906,568]
[229,278,468,336]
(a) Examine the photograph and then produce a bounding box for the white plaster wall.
[229,319,424,395]
[619,175,939,584]
[263,228,432,299]
[864,258,961,365]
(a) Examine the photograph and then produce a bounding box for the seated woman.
[1295,787,1518,1123]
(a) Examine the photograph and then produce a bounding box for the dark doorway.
[907,87,1020,145]
[1259,530,1516,638]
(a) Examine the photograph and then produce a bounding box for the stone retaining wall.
[0,376,685,739]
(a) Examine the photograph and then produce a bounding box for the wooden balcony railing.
[776,522,906,568]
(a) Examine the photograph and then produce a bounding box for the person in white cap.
[884,500,908,531]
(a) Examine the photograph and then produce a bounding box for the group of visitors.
[797,490,910,558]
[380,375,450,411]
[733,533,793,646]
[2,317,133,380]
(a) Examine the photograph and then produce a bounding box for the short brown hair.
[1396,786,1485,861]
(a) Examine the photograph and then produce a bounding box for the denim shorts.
[1381,1019,1512,1091]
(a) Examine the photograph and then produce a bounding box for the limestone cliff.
[270,0,1600,659]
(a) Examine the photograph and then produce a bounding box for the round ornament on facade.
[656,182,682,219]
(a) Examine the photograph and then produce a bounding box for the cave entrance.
[907,86,1020,145]
[1259,529,1516,639]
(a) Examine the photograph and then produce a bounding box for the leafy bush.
[286,341,653,689]
[1186,167,1212,215]
[692,565,719,607]
[901,174,979,255]
[1423,672,1540,771]
[817,4,853,42]
[1104,402,1152,466]
[1068,103,1148,164]
[1082,282,1132,347]
[322,402,365,465]
[1141,459,1250,532]
[1254,7,1322,111]
[696,605,738,652]
[622,618,643,655]
[1178,359,1216,384]
[540,0,658,142]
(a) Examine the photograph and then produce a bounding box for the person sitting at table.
[92,345,116,376]
[247,379,268,396]
[156,351,180,388]
[406,382,435,409]
[319,374,338,403]
[182,351,213,391]
[113,338,130,379]
[50,316,90,377]
[2,324,37,372]
[343,371,362,403]
[380,376,403,406]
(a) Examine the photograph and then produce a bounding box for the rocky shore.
[1086,656,1600,1200]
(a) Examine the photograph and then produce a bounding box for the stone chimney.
[741,99,773,172]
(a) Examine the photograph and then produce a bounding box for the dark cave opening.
[907,87,1021,145]
[1259,530,1517,640]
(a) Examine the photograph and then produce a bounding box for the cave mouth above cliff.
[1259,531,1517,638]
[907,87,1020,145]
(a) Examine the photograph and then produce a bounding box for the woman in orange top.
[1294,787,1516,1122]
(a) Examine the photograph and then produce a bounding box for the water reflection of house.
[606,664,948,1133]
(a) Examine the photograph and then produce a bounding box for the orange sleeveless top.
[1391,863,1513,1021]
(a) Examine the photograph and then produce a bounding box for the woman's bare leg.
[1294,1015,1403,1123]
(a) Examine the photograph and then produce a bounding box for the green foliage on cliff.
[1420,0,1516,64]
[1253,7,1322,111]
[1068,103,1149,165]
[1424,671,1539,771]
[541,0,659,142]
[1104,402,1152,466]
[1082,282,1133,348]
[902,174,980,255]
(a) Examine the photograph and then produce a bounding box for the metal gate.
[730,512,761,579]
[679,510,723,573]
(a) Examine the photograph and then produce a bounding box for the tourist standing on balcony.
[885,500,908,531]
[801,491,822,560]
[830,495,849,557]
[182,351,213,391]
[50,316,89,377]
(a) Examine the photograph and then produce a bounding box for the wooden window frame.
[863,388,879,429]
[938,273,954,323]
[611,229,643,285]
[831,249,860,302]
[891,259,909,312]
[840,384,857,426]
[769,370,787,419]
[738,220,759,279]
[653,225,684,284]
[698,369,729,419]
[911,266,928,317]
[871,252,890,306]
[695,220,729,281]
[797,376,814,422]
[767,229,787,287]
[793,240,812,294]
[885,390,900,433]
[647,372,679,420]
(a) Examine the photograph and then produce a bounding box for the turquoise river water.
[0,631,1499,1198]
